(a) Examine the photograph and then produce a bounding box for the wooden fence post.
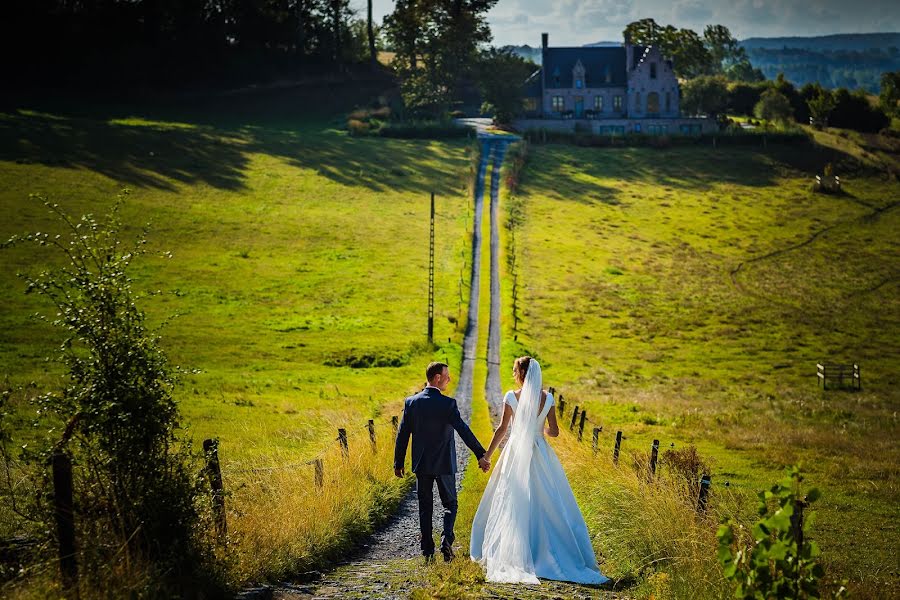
[391,415,399,435]
[52,451,78,596]
[578,411,587,441]
[570,406,579,430]
[338,428,348,457]
[558,398,566,416]
[314,458,324,488]
[367,419,376,454]
[790,499,805,554]
[613,431,623,464]
[592,427,601,455]
[649,439,660,479]
[697,474,711,513]
[202,438,227,540]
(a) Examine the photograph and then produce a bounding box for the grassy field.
[0,85,478,590]
[497,140,899,597]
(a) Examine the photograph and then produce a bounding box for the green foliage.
[378,120,470,139]
[807,90,836,127]
[717,466,847,599]
[829,87,891,132]
[727,81,768,115]
[682,75,729,117]
[476,48,535,124]
[385,0,498,116]
[879,71,900,118]
[3,193,210,590]
[755,88,794,126]
[623,19,758,80]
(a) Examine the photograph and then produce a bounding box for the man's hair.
[426,361,449,381]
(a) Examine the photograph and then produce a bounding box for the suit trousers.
[415,473,457,556]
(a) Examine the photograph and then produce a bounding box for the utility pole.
[428,192,435,344]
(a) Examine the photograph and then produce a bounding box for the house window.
[647,92,660,114]
[634,123,642,133]
[594,96,603,111]
[650,62,657,79]
[575,78,583,89]
[613,95,622,111]
[552,96,565,112]
[665,91,671,112]
[635,92,641,112]
[524,98,538,112]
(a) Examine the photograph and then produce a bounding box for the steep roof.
[523,69,542,96]
[541,46,634,88]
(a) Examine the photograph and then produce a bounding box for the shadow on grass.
[521,142,868,202]
[0,83,470,194]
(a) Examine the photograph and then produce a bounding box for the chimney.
[541,32,548,49]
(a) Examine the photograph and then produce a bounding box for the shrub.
[661,445,710,495]
[717,466,847,599]
[378,120,469,139]
[347,118,370,136]
[2,193,212,594]
[829,88,890,133]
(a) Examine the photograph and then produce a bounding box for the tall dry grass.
[220,414,410,585]
[552,429,754,599]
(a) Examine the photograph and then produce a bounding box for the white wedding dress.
[470,360,610,585]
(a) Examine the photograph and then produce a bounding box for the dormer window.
[573,60,586,90]
[650,62,657,79]
[604,65,611,83]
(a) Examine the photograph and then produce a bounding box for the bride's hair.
[513,356,532,383]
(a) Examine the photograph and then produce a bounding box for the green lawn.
[0,86,478,586]
[503,141,899,597]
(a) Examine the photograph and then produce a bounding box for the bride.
[470,356,610,585]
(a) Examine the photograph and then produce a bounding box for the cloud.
[673,0,714,24]
[363,0,900,47]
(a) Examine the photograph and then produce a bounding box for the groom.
[394,361,490,562]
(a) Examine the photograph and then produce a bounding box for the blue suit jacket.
[394,387,485,475]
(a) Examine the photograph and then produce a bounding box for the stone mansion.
[518,33,715,135]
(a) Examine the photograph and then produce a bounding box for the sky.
[352,0,900,47]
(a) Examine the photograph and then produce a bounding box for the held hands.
[478,455,491,472]
[394,467,405,478]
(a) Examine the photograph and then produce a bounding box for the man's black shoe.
[440,545,455,562]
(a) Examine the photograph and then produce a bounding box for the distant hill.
[502,41,620,65]
[740,33,900,52]
[740,33,900,92]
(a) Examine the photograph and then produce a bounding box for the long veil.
[482,359,543,584]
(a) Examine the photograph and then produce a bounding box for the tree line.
[3,1,383,89]
[681,72,896,133]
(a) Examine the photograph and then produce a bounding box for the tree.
[726,59,766,82]
[830,87,891,132]
[879,71,900,118]
[703,24,744,72]
[670,28,713,78]
[623,18,662,47]
[367,0,377,65]
[755,88,794,126]
[727,82,767,116]
[385,0,499,117]
[807,90,836,128]
[681,75,728,118]
[477,48,536,124]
